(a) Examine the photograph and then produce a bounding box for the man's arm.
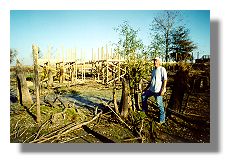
[160,80,167,96]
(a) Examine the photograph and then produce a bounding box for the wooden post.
[97,62,100,81]
[83,50,86,81]
[92,48,94,79]
[106,44,108,60]
[118,55,120,82]
[48,67,53,88]
[75,61,77,82]
[32,44,41,123]
[101,47,104,60]
[102,62,105,84]
[106,60,109,84]
[110,48,113,59]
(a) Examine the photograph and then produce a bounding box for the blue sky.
[10,10,210,65]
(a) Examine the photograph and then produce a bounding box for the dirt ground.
[10,77,210,143]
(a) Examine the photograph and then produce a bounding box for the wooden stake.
[101,47,104,60]
[110,48,113,59]
[102,63,104,84]
[106,60,108,84]
[106,44,108,60]
[32,44,41,123]
[118,55,120,81]
[83,50,86,81]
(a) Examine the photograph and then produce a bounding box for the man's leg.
[141,90,153,112]
[155,95,165,123]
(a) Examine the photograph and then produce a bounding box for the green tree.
[170,26,197,62]
[114,21,143,59]
[114,21,150,119]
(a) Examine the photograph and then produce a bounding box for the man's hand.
[161,80,167,96]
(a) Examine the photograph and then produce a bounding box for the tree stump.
[16,60,33,108]
[119,76,131,119]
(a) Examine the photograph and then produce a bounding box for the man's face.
[153,59,160,67]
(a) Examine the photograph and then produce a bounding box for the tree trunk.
[119,77,131,119]
[16,60,33,108]
[168,65,189,115]
[165,33,169,62]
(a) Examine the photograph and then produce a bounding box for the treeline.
[113,10,197,63]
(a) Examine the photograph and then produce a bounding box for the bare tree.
[151,10,182,62]
[10,49,18,64]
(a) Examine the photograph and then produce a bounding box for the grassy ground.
[10,74,210,143]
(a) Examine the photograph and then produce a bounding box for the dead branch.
[102,100,132,131]
[34,120,50,140]
[30,112,102,143]
[23,133,37,143]
[139,118,148,143]
[29,102,36,111]
[123,137,142,142]
[30,122,75,143]
[18,127,29,138]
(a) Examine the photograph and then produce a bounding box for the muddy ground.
[10,76,210,143]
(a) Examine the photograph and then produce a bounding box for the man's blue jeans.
[142,90,165,123]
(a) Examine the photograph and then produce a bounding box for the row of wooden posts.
[28,44,127,123]
[17,45,210,124]
[39,45,127,85]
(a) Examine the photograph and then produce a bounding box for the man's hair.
[153,57,161,62]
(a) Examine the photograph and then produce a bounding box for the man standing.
[142,57,167,123]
